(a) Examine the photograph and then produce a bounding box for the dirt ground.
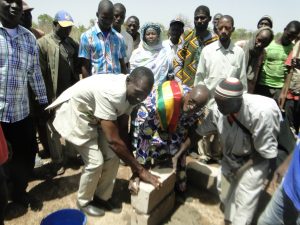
[3,156,226,225]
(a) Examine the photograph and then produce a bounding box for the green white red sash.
[156,80,183,133]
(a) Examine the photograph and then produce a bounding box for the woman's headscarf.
[140,22,163,51]
[243,27,273,93]
[130,22,173,86]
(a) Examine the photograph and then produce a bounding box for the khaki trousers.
[221,160,269,225]
[47,121,77,163]
[75,129,119,206]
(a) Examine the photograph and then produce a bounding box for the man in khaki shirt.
[47,67,161,217]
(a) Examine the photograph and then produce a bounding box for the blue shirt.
[283,135,300,211]
[0,24,48,123]
[78,24,126,74]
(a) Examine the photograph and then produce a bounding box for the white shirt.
[196,94,281,175]
[194,40,247,91]
[162,39,179,65]
[48,74,134,146]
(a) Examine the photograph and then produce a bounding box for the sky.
[26,0,299,33]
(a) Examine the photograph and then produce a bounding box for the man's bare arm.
[119,58,127,74]
[100,119,161,189]
[117,114,132,154]
[270,152,293,189]
[81,58,91,78]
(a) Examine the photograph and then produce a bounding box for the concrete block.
[186,160,220,195]
[131,167,175,214]
[131,191,175,225]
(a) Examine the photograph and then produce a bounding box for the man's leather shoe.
[93,196,122,213]
[12,192,31,207]
[76,201,105,217]
[52,163,65,176]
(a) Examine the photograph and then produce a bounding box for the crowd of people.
[0,0,300,224]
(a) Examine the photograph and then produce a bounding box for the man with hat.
[37,10,80,175]
[257,15,273,29]
[163,18,184,64]
[196,78,281,225]
[131,81,210,194]
[20,1,46,170]
[20,1,44,39]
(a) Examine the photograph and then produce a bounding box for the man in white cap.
[196,77,281,225]
[37,10,80,175]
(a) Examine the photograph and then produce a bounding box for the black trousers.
[0,166,8,225]
[285,99,300,134]
[254,84,281,100]
[1,116,37,199]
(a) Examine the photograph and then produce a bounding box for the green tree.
[78,25,87,34]
[231,28,253,43]
[32,21,38,29]
[37,13,53,33]
[70,25,87,42]
[157,23,168,40]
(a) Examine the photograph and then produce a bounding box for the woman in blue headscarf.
[130,23,173,86]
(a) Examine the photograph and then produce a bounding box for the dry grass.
[4,160,224,225]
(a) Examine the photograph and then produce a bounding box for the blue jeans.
[258,183,300,225]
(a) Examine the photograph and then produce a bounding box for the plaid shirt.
[78,24,126,74]
[0,24,48,123]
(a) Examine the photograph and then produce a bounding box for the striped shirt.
[0,24,48,123]
[78,24,126,74]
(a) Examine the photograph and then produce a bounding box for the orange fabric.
[287,90,300,100]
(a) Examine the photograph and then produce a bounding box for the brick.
[131,191,175,225]
[186,159,220,196]
[131,167,175,214]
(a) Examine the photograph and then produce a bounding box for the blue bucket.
[40,209,87,225]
